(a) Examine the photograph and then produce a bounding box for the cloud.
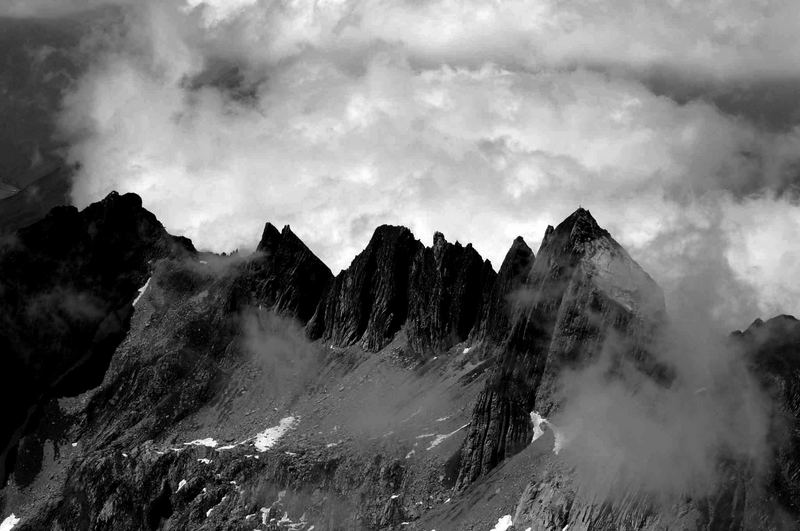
[5,0,796,508]
[537,211,781,504]
[0,0,127,18]
[40,0,800,325]
[549,321,771,502]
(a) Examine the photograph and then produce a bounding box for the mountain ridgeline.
[1,192,799,530]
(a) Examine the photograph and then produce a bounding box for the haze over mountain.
[2,3,800,529]
[0,193,798,530]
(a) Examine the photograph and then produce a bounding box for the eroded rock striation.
[456,208,666,488]
[405,232,494,356]
[472,235,535,344]
[306,225,423,351]
[236,222,333,323]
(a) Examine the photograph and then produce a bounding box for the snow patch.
[71,442,78,447]
[253,416,297,452]
[490,514,513,531]
[177,479,187,492]
[184,438,218,448]
[427,423,470,450]
[197,458,212,464]
[133,277,152,307]
[530,411,547,442]
[529,411,567,454]
[0,514,20,531]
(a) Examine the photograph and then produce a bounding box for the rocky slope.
[406,232,495,357]
[1,195,800,530]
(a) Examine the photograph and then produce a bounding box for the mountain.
[735,315,800,519]
[0,192,194,485]
[1,194,799,530]
[456,208,667,488]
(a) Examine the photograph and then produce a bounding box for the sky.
[7,0,800,327]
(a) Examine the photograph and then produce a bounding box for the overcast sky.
[7,0,800,326]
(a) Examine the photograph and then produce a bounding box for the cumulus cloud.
[34,0,800,325]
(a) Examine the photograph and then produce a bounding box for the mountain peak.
[406,229,494,355]
[474,235,534,342]
[247,222,332,322]
[509,235,531,252]
[556,206,607,244]
[256,222,282,252]
[307,223,422,351]
[546,208,663,316]
[372,223,414,239]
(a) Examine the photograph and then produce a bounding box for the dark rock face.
[737,315,800,519]
[0,191,194,483]
[473,236,534,344]
[405,232,495,356]
[236,222,333,323]
[307,225,423,351]
[456,208,665,488]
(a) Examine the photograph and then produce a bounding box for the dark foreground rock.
[0,191,194,483]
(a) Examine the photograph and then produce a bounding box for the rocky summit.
[1,193,799,530]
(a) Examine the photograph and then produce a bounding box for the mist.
[6,0,797,500]
[544,230,774,506]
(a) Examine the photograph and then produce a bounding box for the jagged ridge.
[4,193,800,530]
